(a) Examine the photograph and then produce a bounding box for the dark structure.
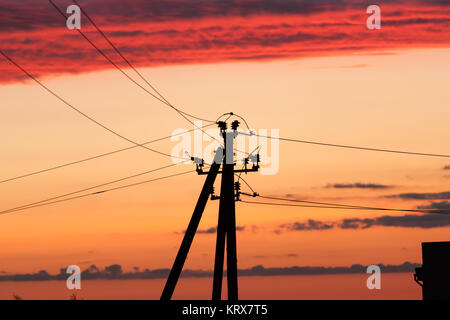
[414,241,450,300]
[160,120,260,301]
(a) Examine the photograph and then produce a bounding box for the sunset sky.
[0,0,449,299]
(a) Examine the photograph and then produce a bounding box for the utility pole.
[213,121,238,300]
[161,119,260,301]
[160,150,221,300]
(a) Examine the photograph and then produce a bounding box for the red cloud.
[0,0,449,84]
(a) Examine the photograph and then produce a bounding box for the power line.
[71,0,214,124]
[0,123,215,184]
[249,194,450,213]
[240,200,380,210]
[0,162,185,214]
[253,133,450,158]
[216,112,251,131]
[0,49,188,162]
[48,0,226,152]
[0,169,194,215]
[240,194,450,214]
[240,199,450,214]
[216,113,233,123]
[237,175,257,194]
[48,0,207,122]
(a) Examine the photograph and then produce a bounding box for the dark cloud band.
[326,183,391,189]
[278,206,450,232]
[0,261,420,281]
[386,191,450,200]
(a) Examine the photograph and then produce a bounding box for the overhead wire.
[258,195,384,209]
[0,162,186,214]
[71,0,215,124]
[216,112,251,131]
[48,0,228,152]
[0,49,189,162]
[8,2,448,219]
[252,133,450,158]
[236,175,257,195]
[0,168,195,215]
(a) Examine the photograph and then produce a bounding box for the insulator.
[217,121,227,131]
